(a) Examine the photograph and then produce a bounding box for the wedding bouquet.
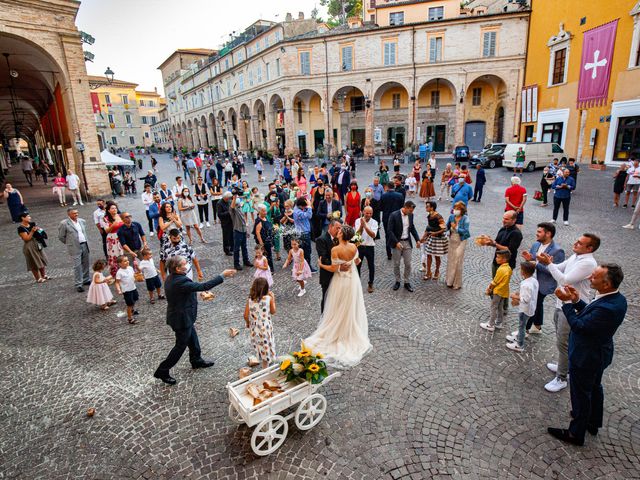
[351,232,364,246]
[278,342,328,385]
[330,211,341,220]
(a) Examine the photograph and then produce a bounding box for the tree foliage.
[319,0,363,25]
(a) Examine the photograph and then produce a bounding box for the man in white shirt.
[355,206,379,293]
[66,170,83,205]
[537,233,599,392]
[172,176,185,200]
[92,199,107,258]
[623,158,640,208]
[58,207,91,292]
[141,183,155,234]
[21,156,34,186]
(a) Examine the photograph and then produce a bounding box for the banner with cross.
[577,19,618,109]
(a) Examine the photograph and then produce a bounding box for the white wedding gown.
[305,252,372,368]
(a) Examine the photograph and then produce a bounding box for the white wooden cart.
[227,364,340,456]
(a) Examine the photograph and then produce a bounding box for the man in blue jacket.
[472,164,486,202]
[521,222,565,334]
[549,264,627,445]
[154,256,235,385]
[552,168,575,225]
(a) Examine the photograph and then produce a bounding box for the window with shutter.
[429,37,442,63]
[552,48,567,84]
[384,42,396,66]
[392,93,401,109]
[238,73,244,91]
[472,88,482,106]
[482,31,496,57]
[300,51,311,75]
[428,7,444,21]
[431,90,440,106]
[342,46,353,71]
[389,12,404,25]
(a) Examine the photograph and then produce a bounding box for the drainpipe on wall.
[324,37,331,159]
[519,0,534,143]
[411,26,417,148]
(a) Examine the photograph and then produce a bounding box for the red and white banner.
[577,19,618,108]
[90,92,101,114]
[520,85,538,123]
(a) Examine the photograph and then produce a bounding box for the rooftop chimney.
[298,11,304,20]
[285,12,293,22]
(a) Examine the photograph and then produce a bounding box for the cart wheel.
[251,415,288,456]
[294,393,327,431]
[228,404,243,424]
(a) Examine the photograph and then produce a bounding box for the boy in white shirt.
[115,255,139,324]
[139,248,164,303]
[506,261,539,352]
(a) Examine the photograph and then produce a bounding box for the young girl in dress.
[405,175,417,197]
[243,278,276,369]
[251,187,263,217]
[253,245,273,287]
[282,237,312,297]
[241,189,254,223]
[86,259,116,311]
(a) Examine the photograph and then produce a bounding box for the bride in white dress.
[305,225,371,368]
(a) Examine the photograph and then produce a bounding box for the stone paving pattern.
[0,155,639,480]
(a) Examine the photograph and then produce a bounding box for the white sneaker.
[529,326,542,335]
[297,288,306,297]
[622,224,634,229]
[506,342,523,353]
[546,362,558,373]
[550,219,556,223]
[479,322,495,332]
[150,231,155,236]
[506,334,518,343]
[79,202,84,206]
[72,202,78,206]
[563,221,569,226]
[206,222,211,227]
[544,376,568,392]
[419,265,425,272]
[510,330,529,340]
[199,223,203,229]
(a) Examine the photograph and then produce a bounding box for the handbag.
[533,190,543,201]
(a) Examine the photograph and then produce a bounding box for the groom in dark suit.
[316,218,343,313]
[549,263,627,446]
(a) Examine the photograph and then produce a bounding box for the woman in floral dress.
[243,277,276,369]
[100,201,124,277]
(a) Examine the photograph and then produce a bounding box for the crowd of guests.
[5,148,629,447]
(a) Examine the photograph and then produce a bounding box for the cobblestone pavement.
[1,154,639,480]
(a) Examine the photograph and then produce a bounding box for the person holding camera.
[18,212,49,283]
[230,188,252,270]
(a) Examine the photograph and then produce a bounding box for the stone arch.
[416,78,458,151]
[464,74,508,150]
[373,81,411,153]
[331,86,367,153]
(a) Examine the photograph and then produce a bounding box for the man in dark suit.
[549,263,627,445]
[316,218,343,313]
[153,256,236,385]
[472,164,486,202]
[379,182,405,260]
[386,201,421,292]
[317,188,343,233]
[216,192,234,256]
[336,164,351,202]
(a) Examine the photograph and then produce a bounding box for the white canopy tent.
[100,149,135,166]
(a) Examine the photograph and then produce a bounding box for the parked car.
[469,145,506,169]
[502,142,567,171]
[452,145,470,162]
[472,143,507,160]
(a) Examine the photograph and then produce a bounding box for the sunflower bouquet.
[330,211,341,220]
[278,342,328,385]
[351,232,364,246]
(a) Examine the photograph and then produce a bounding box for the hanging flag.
[577,19,618,109]
[90,92,101,113]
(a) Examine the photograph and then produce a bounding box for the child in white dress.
[86,259,116,310]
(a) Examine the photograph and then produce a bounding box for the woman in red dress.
[345,180,361,227]
[412,160,421,184]
[100,201,124,277]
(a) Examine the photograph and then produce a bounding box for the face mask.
[453,210,461,217]
[365,192,372,198]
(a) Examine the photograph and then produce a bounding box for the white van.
[502,143,567,172]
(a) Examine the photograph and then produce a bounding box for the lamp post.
[88,67,115,90]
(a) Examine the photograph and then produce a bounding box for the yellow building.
[136,90,163,147]
[521,0,640,164]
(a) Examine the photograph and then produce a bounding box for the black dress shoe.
[234,265,243,271]
[153,370,176,385]
[243,262,253,267]
[587,426,599,436]
[393,282,401,291]
[192,359,215,369]
[547,427,584,446]
[76,286,85,293]
[83,281,91,286]
[404,283,414,292]
[387,256,392,260]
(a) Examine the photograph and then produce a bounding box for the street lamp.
[88,67,116,90]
